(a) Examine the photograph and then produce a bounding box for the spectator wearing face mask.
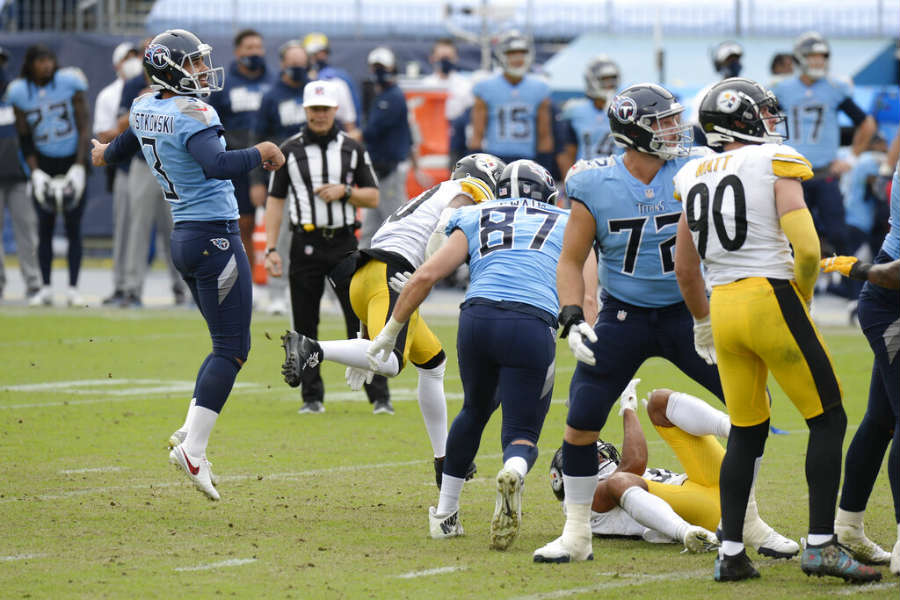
[303,32,362,127]
[421,38,474,123]
[688,41,745,141]
[94,42,141,306]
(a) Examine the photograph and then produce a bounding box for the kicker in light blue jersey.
[566,154,691,308]
[473,74,550,159]
[560,98,621,160]
[5,67,87,158]
[772,76,851,169]
[129,92,237,222]
[841,153,882,233]
[447,198,569,318]
[884,167,899,260]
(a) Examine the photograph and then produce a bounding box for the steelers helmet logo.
[145,44,170,68]
[612,96,637,123]
[716,90,740,113]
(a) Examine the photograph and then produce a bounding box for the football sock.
[562,475,597,506]
[665,391,731,438]
[503,443,538,475]
[502,456,529,480]
[319,339,399,373]
[436,474,464,515]
[561,502,592,542]
[839,411,892,513]
[415,360,448,457]
[719,420,768,543]
[178,397,196,432]
[183,405,218,457]
[835,508,864,529]
[806,406,846,535]
[807,533,833,546]
[192,354,213,399]
[194,354,240,414]
[562,440,598,477]
[620,486,689,544]
[720,540,745,557]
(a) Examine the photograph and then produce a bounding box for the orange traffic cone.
[252,206,268,285]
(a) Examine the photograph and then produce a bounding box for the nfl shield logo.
[617,310,627,322]
[210,238,230,251]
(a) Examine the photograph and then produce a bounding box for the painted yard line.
[58,466,127,474]
[173,558,257,572]
[510,570,709,599]
[0,379,264,394]
[831,582,898,595]
[395,566,465,579]
[0,553,46,562]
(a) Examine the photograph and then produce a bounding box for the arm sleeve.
[780,208,821,300]
[353,148,378,188]
[103,127,141,164]
[837,97,868,127]
[186,126,262,180]
[268,151,290,198]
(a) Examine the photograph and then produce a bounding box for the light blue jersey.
[5,68,87,158]
[842,152,882,232]
[883,166,899,260]
[447,198,569,317]
[561,98,620,160]
[129,93,237,222]
[473,74,550,159]
[567,154,695,307]
[772,76,851,169]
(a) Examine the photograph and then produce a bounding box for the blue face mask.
[438,57,456,75]
[286,66,308,84]
[719,60,742,79]
[239,55,265,71]
[373,65,391,86]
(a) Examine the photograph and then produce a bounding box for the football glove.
[618,378,640,416]
[567,322,598,365]
[388,271,412,294]
[345,366,374,391]
[692,315,717,365]
[30,168,52,209]
[820,255,871,281]
[366,317,404,371]
[64,164,86,201]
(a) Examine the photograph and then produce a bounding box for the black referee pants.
[288,227,389,404]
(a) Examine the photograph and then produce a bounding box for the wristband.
[265,247,277,257]
[342,184,352,201]
[848,261,872,282]
[557,305,585,339]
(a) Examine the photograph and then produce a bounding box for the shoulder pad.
[567,156,614,179]
[173,96,217,126]
[768,143,813,181]
[58,67,88,89]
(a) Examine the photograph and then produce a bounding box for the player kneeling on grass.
[547,379,798,557]
[278,153,504,488]
[92,29,285,501]
[367,160,582,550]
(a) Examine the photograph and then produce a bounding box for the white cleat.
[891,539,899,575]
[167,430,218,486]
[29,286,52,307]
[428,506,463,539]
[835,523,891,565]
[744,518,800,559]
[533,535,594,563]
[490,468,524,550]
[66,287,85,307]
[168,443,220,501]
[267,296,288,316]
[683,526,719,553]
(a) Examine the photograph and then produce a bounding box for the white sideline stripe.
[0,553,46,561]
[511,570,708,599]
[831,582,898,595]
[58,466,126,474]
[0,379,263,394]
[395,566,464,579]
[174,558,257,572]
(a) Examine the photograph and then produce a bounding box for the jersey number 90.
[684,175,748,259]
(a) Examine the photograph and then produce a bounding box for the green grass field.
[0,308,896,599]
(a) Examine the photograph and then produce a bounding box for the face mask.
[315,59,328,71]
[120,57,143,80]
[374,65,391,86]
[718,60,742,79]
[239,55,265,71]
[438,57,456,75]
[286,66,308,84]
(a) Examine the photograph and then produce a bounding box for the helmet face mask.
[609,84,693,160]
[699,77,787,146]
[495,30,533,78]
[145,30,225,98]
[584,56,620,103]
[793,31,830,81]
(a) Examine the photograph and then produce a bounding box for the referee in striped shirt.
[264,80,389,414]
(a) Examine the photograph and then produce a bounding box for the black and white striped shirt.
[268,125,378,229]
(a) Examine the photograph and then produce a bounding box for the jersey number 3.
[141,137,179,201]
[684,174,748,258]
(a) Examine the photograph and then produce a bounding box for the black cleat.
[281,330,322,388]
[434,457,477,489]
[800,538,882,584]
[715,549,761,582]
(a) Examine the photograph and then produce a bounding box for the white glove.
[30,168,52,208]
[388,271,412,294]
[618,378,641,416]
[567,321,598,366]
[345,366,374,391]
[425,231,448,260]
[366,317,404,371]
[64,164,86,200]
[692,315,717,365]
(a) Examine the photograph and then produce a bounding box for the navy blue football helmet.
[496,159,558,205]
[143,29,224,97]
[608,83,692,160]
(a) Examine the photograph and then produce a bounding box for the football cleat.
[800,537,882,583]
[743,519,800,559]
[490,468,524,550]
[298,400,325,414]
[281,330,322,387]
[683,526,720,553]
[28,286,52,307]
[168,443,220,501]
[834,522,891,565]
[167,430,218,486]
[890,539,899,575]
[66,287,85,308]
[533,535,594,563]
[428,506,464,539]
[434,457,477,489]
[372,399,394,415]
[715,549,760,582]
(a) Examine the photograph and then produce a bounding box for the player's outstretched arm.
[91,128,140,167]
[821,256,900,290]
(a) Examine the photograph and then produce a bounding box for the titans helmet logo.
[145,44,171,68]
[612,96,637,123]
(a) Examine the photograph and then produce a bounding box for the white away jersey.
[590,466,687,540]
[673,143,813,287]
[370,179,473,269]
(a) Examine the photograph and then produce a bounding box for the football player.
[550,380,796,556]
[367,160,572,550]
[772,32,877,257]
[278,154,504,486]
[673,77,880,583]
[470,31,553,166]
[556,55,623,177]
[92,29,285,501]
[821,133,899,575]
